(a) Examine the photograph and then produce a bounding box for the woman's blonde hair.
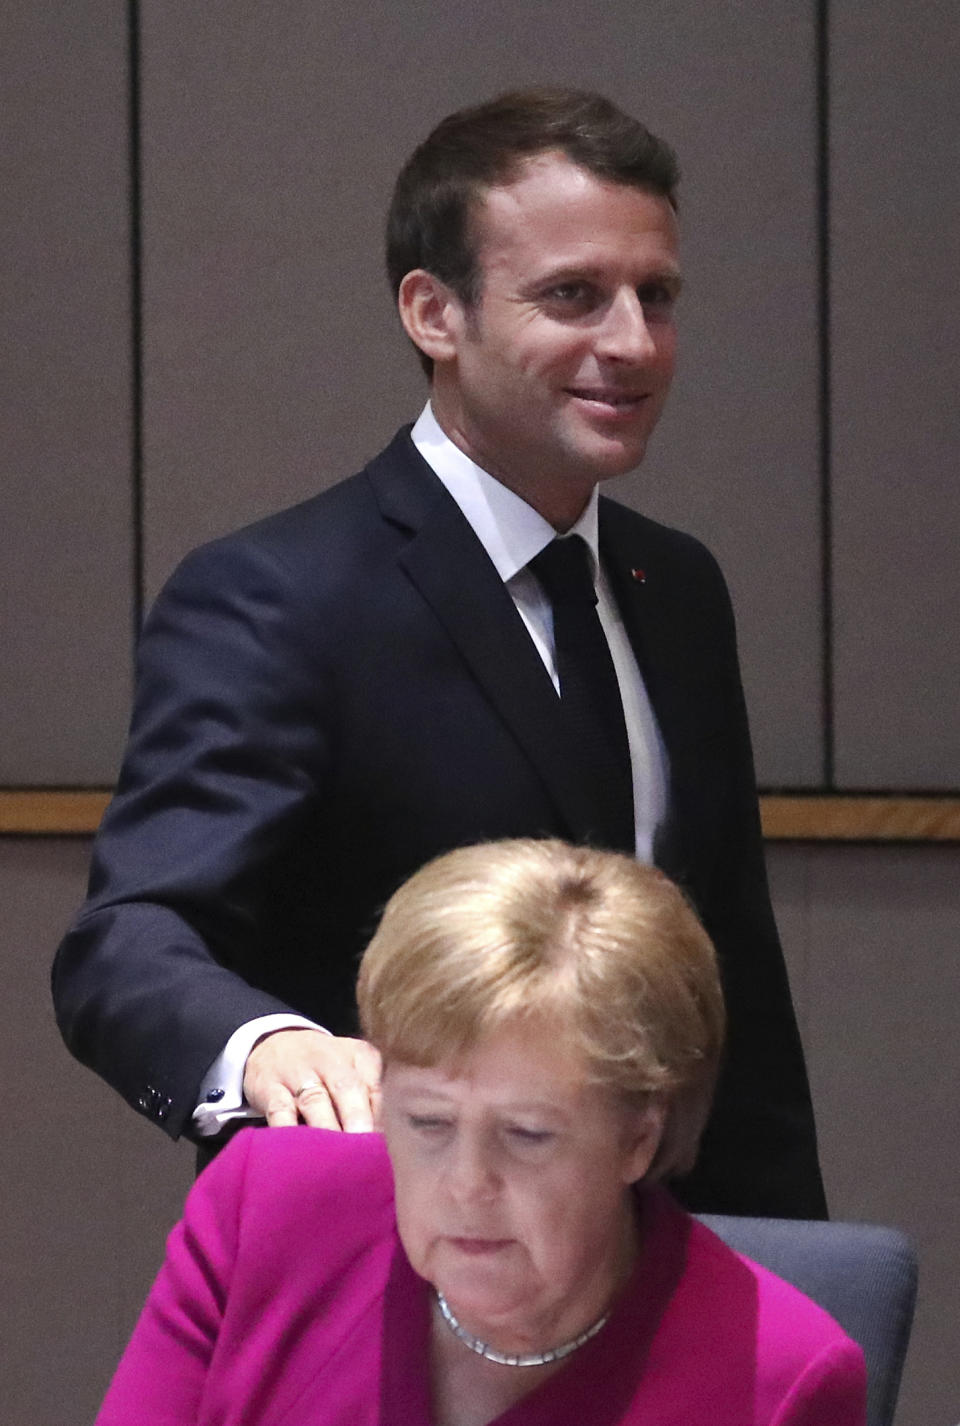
[357,838,725,1180]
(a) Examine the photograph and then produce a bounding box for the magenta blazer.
[97,1129,865,1425]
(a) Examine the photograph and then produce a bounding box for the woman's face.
[380,1020,663,1352]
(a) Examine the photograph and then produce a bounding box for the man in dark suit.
[53,88,826,1217]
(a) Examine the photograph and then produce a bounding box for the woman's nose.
[445,1133,499,1201]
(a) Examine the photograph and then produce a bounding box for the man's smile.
[565,387,650,410]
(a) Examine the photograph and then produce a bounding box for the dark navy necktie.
[529,535,635,854]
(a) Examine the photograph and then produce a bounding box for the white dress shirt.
[193,404,669,1133]
[411,402,669,857]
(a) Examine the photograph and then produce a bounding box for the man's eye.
[545,283,591,304]
[638,284,677,314]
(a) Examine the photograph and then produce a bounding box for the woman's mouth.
[447,1237,514,1255]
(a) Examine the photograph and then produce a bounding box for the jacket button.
[137,1085,165,1116]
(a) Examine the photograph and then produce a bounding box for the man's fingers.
[357,1042,383,1127]
[353,1041,383,1089]
[322,1074,375,1133]
[324,1043,382,1132]
[243,1029,382,1133]
[263,1086,301,1128]
[292,1079,340,1130]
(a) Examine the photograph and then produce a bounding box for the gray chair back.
[697,1215,918,1426]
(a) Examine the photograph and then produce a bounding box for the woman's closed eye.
[506,1125,555,1146]
[408,1115,453,1134]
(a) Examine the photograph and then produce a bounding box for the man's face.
[431,152,681,527]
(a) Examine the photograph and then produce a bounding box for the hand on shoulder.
[243,1029,381,1132]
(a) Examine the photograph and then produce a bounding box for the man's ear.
[397,269,465,365]
[621,1100,667,1185]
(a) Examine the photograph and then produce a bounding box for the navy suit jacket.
[53,428,826,1217]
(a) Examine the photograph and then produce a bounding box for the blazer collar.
[409,402,603,584]
[367,432,698,873]
[366,432,623,846]
[599,500,697,881]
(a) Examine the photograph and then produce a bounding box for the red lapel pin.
[631,567,646,583]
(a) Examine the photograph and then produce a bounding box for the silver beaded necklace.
[435,1291,610,1367]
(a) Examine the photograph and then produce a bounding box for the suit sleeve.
[51,533,330,1139]
[669,544,828,1218]
[94,1130,252,1425]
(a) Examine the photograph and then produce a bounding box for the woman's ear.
[621,1100,667,1185]
[397,269,463,366]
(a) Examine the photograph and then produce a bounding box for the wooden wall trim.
[760,795,960,841]
[0,790,110,835]
[2,790,960,841]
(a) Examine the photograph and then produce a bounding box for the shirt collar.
[411,403,600,583]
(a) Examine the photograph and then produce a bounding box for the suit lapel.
[366,432,614,844]
[599,501,697,882]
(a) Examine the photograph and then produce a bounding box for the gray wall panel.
[2,840,192,1426]
[2,7,134,784]
[830,3,960,788]
[620,5,824,787]
[139,0,823,785]
[768,843,960,1426]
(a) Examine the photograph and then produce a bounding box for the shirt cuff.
[191,1014,328,1136]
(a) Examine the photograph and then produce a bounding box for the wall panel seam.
[127,0,145,645]
[816,0,835,787]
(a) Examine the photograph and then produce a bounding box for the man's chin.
[569,436,649,484]
[560,410,653,467]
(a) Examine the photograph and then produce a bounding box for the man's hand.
[243,1029,381,1132]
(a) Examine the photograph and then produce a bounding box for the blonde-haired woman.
[97,840,865,1426]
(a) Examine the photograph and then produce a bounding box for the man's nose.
[594,289,657,363]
